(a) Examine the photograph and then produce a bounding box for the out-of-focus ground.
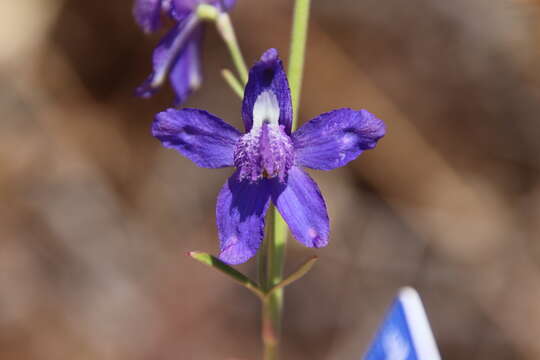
[1,0,540,359]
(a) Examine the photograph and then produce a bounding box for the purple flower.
[152,49,386,264]
[133,0,236,104]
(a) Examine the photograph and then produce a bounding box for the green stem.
[261,2,312,359]
[216,13,249,84]
[287,0,312,129]
[262,205,286,356]
[262,296,278,359]
[259,209,282,360]
[221,69,244,98]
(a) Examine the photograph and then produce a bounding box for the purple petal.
[169,28,203,105]
[152,108,241,168]
[292,109,385,170]
[133,0,163,33]
[242,48,293,134]
[271,166,329,248]
[217,173,271,264]
[136,15,200,99]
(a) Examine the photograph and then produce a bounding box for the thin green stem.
[260,209,281,360]
[264,341,277,360]
[197,5,248,84]
[221,69,244,98]
[260,2,312,360]
[268,207,287,327]
[262,296,278,360]
[287,0,311,129]
[216,13,249,84]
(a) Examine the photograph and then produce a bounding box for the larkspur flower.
[133,0,236,104]
[152,49,386,264]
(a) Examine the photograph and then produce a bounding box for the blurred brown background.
[2,0,540,359]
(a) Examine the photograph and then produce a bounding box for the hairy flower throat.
[234,91,294,182]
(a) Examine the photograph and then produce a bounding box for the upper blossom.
[152,49,386,264]
[133,0,236,104]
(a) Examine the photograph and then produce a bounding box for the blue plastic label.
[363,287,441,360]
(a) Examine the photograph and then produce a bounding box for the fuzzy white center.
[252,90,280,129]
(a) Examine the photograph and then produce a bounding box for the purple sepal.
[242,49,293,134]
[293,109,386,170]
[169,27,203,105]
[133,0,163,33]
[217,173,271,265]
[136,15,200,102]
[152,108,241,168]
[271,166,329,248]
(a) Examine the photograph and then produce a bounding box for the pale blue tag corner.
[363,287,441,360]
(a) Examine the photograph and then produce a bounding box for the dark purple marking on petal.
[217,173,271,264]
[271,166,329,248]
[242,48,293,134]
[133,0,163,33]
[135,15,200,99]
[169,27,203,105]
[292,108,385,170]
[152,108,241,168]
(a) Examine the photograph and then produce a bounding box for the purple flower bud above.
[152,49,386,264]
[133,0,236,104]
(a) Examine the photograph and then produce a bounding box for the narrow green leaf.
[267,256,318,296]
[188,251,265,299]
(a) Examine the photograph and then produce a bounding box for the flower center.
[234,91,294,183]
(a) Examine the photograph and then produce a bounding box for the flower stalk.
[197,4,248,85]
[288,0,312,125]
[215,13,249,84]
[262,209,287,359]
[261,1,312,359]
